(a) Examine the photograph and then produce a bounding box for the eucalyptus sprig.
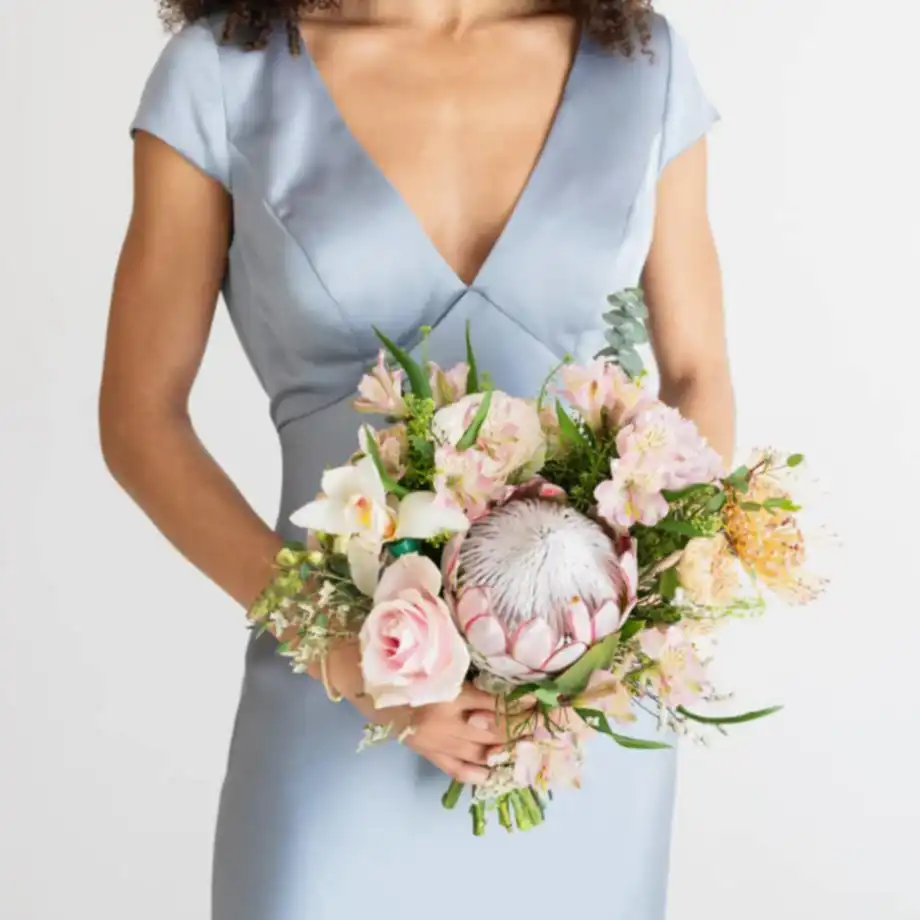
[596,287,649,378]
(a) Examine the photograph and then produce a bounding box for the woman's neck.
[329,0,553,32]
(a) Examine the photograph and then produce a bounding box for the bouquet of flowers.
[248,289,827,836]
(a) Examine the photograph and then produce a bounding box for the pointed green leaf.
[362,425,410,497]
[464,321,480,394]
[575,708,671,749]
[741,501,763,512]
[534,686,562,708]
[456,388,493,450]
[678,705,784,726]
[554,634,620,696]
[555,401,589,448]
[618,618,645,641]
[372,327,432,399]
[762,497,802,512]
[786,453,805,467]
[705,491,728,512]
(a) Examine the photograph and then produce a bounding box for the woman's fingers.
[464,709,533,746]
[456,685,501,712]
[433,755,490,785]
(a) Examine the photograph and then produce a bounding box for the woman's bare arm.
[100,134,281,608]
[643,138,735,465]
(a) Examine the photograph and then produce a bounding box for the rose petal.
[373,554,442,605]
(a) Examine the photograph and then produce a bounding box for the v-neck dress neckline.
[295,24,587,290]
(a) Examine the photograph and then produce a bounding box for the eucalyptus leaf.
[372,327,432,399]
[617,315,649,345]
[605,327,627,348]
[678,705,784,726]
[618,349,645,378]
[554,634,620,696]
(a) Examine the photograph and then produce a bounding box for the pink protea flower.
[442,483,638,685]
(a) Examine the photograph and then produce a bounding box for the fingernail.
[469,715,491,731]
[487,750,512,767]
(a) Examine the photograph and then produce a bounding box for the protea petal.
[542,641,589,673]
[441,534,464,590]
[465,615,508,657]
[511,620,558,670]
[565,597,594,644]
[591,599,624,640]
[456,587,490,631]
[481,655,539,681]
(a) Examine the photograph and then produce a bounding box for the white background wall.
[2,1,918,918]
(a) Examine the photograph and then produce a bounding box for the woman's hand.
[324,642,524,784]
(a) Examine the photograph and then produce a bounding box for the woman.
[100,1,734,918]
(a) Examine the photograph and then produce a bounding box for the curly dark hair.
[157,1,653,56]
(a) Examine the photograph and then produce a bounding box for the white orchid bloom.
[290,456,396,543]
[290,457,469,597]
[393,492,470,540]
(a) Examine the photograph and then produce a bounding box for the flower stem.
[520,787,544,827]
[509,790,533,831]
[497,794,514,832]
[470,801,487,836]
[441,779,465,810]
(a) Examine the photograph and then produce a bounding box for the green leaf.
[677,705,784,726]
[741,501,763,512]
[786,453,805,467]
[555,401,589,448]
[762,497,802,512]
[662,483,715,502]
[617,315,649,345]
[534,686,562,708]
[456,388,493,450]
[659,567,679,600]
[464,321,480,394]
[362,425,410,497]
[372,327,432,399]
[505,683,542,704]
[655,518,708,538]
[618,349,645,378]
[605,327,627,348]
[618,618,645,641]
[554,634,620,696]
[575,709,671,749]
[705,491,728,512]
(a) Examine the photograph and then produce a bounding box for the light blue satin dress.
[133,14,717,919]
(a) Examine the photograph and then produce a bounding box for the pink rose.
[359,554,470,708]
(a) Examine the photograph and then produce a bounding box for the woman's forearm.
[659,371,736,469]
[101,409,282,608]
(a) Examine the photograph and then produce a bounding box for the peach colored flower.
[677,534,743,607]
[513,726,584,791]
[359,424,409,480]
[360,555,470,708]
[574,670,637,726]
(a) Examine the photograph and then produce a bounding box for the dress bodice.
[132,13,717,533]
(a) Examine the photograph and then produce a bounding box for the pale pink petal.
[511,620,558,670]
[591,599,624,640]
[542,641,588,673]
[373,554,442,605]
[565,597,593,644]
[289,497,348,534]
[465,615,508,657]
[441,534,464,588]
[347,537,382,596]
[456,587,490,630]
[481,655,538,681]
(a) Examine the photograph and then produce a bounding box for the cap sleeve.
[131,22,230,189]
[659,21,720,171]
